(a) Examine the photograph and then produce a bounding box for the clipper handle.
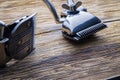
[0,21,6,40]
[0,38,9,67]
[0,21,9,67]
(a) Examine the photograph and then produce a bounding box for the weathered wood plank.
[0,0,120,80]
[0,0,120,34]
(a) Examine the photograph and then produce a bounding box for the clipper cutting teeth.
[74,23,107,41]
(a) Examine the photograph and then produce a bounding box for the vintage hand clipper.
[43,0,107,41]
[0,14,36,67]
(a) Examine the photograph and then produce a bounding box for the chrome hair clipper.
[43,0,107,41]
[0,14,36,67]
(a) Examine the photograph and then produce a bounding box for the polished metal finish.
[0,14,36,67]
[43,0,107,41]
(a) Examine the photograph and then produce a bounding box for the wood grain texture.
[0,0,120,80]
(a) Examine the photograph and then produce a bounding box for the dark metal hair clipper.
[43,0,107,41]
[0,13,36,67]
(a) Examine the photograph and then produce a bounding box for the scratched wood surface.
[0,0,120,80]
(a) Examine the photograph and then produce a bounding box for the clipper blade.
[63,23,107,41]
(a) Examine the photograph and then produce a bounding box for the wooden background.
[0,0,120,80]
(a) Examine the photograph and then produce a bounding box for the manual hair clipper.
[43,0,107,41]
[0,13,36,67]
